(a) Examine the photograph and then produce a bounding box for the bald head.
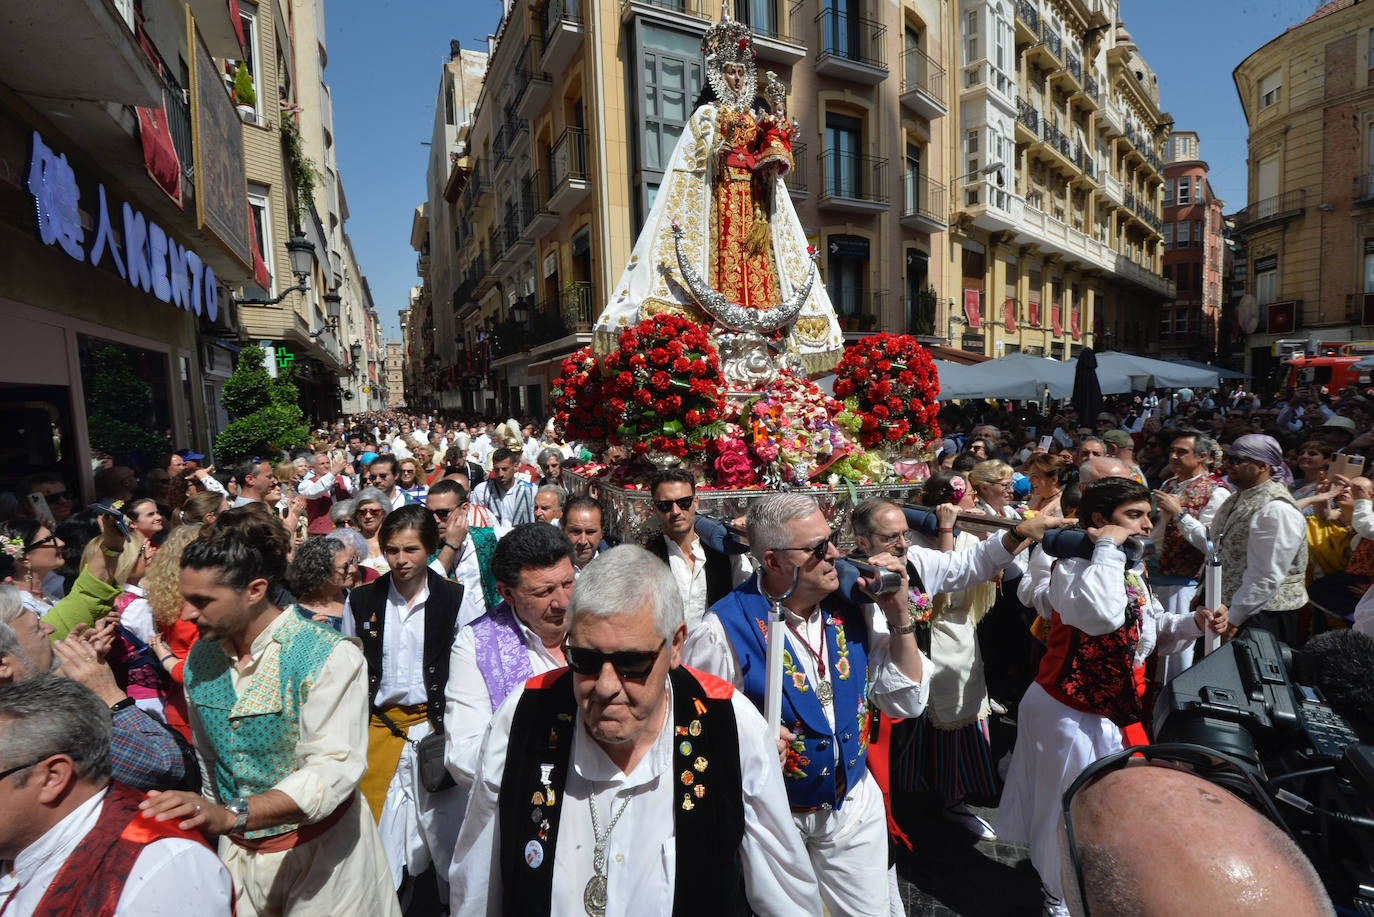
[1079,457,1130,485]
[1062,764,1332,917]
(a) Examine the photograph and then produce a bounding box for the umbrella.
[1093,352,1219,390]
[1163,358,1250,381]
[1071,347,1103,424]
[1354,354,1374,372]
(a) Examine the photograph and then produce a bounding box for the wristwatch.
[225,798,250,836]
[891,618,920,635]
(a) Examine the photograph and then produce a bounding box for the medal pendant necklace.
[584,790,632,917]
[787,615,833,706]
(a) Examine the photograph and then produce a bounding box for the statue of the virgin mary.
[592,11,844,383]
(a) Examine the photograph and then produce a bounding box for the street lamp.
[311,291,342,341]
[234,232,316,306]
[949,160,1007,208]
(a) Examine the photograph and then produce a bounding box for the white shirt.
[448,678,823,916]
[297,471,354,501]
[470,479,535,527]
[341,579,431,707]
[0,788,233,916]
[382,487,411,512]
[684,579,931,723]
[189,611,370,821]
[1150,472,1231,557]
[430,533,492,628]
[1208,495,1308,625]
[662,534,753,631]
[443,610,565,790]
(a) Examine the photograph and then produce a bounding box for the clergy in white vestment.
[449,545,823,915]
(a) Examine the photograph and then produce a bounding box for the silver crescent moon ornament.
[669,221,817,334]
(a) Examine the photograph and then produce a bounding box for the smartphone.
[89,502,131,538]
[1331,453,1366,479]
[26,492,55,527]
[1026,426,1037,439]
[1038,435,1054,451]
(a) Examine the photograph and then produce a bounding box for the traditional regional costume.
[448,666,822,915]
[0,781,232,916]
[1148,469,1228,682]
[645,530,752,630]
[685,535,1014,916]
[998,541,1205,915]
[344,568,466,903]
[185,608,399,917]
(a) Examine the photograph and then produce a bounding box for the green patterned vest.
[185,609,344,838]
[1213,478,1308,613]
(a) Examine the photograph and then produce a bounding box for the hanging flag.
[1004,298,1016,334]
[136,95,184,210]
[1051,304,1062,336]
[1070,309,1081,340]
[964,289,981,330]
[1028,301,1040,327]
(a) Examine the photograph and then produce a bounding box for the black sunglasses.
[44,491,72,502]
[366,473,391,481]
[25,533,60,551]
[565,639,667,679]
[1061,743,1288,917]
[0,751,83,782]
[652,495,694,513]
[430,507,454,520]
[775,530,841,562]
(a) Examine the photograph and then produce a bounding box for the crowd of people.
[0,383,1368,916]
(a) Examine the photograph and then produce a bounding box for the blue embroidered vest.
[710,576,871,810]
[185,609,345,838]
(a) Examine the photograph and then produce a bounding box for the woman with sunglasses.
[0,518,66,613]
[353,487,391,574]
[397,457,429,503]
[999,478,1228,917]
[287,535,356,631]
[340,504,467,907]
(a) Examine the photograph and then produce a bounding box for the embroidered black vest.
[497,666,748,916]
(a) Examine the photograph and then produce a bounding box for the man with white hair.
[0,676,233,915]
[684,492,1063,916]
[449,545,823,914]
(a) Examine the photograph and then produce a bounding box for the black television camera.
[1155,627,1374,910]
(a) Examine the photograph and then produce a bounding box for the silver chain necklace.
[583,790,632,917]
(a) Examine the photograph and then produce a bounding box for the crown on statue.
[701,11,755,67]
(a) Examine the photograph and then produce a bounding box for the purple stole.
[470,602,535,711]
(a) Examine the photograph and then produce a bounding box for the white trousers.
[792,770,890,917]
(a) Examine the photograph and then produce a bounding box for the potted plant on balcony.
[232,63,256,121]
[859,313,877,332]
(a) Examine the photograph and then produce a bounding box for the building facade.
[414,0,1174,416]
[1161,130,1224,360]
[1232,0,1374,378]
[385,340,406,406]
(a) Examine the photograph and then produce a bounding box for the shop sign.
[26,130,220,320]
[275,348,295,370]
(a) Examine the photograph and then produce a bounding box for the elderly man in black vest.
[643,469,752,630]
[448,544,823,915]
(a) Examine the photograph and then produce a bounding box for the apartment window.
[1364,239,1374,293]
[827,235,869,317]
[1259,68,1281,110]
[1255,255,1277,306]
[1164,224,1174,250]
[234,3,262,122]
[1176,176,1191,206]
[641,51,700,171]
[1163,179,1174,207]
[1192,220,1203,246]
[903,142,922,216]
[824,0,862,60]
[1175,310,1189,335]
[1176,221,1190,249]
[735,0,778,38]
[965,10,979,64]
[826,112,864,198]
[247,188,274,295]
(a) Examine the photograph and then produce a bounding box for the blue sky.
[326,0,1317,342]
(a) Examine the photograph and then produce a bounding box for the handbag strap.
[371,706,417,747]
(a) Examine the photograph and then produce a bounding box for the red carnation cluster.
[550,346,608,441]
[595,314,726,458]
[831,333,941,450]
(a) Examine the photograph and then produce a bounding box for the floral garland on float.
[552,315,941,492]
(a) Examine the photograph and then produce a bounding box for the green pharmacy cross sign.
[275,347,295,370]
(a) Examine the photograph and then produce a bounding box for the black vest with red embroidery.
[32,781,218,917]
[1036,608,1144,728]
[496,666,748,916]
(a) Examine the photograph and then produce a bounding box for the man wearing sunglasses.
[227,456,275,508]
[1201,433,1308,646]
[450,546,822,915]
[684,492,1064,917]
[643,469,751,630]
[443,524,578,797]
[427,480,498,622]
[368,454,419,512]
[0,676,234,916]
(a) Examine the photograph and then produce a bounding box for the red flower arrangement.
[550,346,607,441]
[598,313,727,457]
[831,333,941,451]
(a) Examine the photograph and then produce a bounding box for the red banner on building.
[1051,304,1062,336]
[1070,309,1080,340]
[1004,298,1017,333]
[1028,301,1040,327]
[964,289,982,330]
